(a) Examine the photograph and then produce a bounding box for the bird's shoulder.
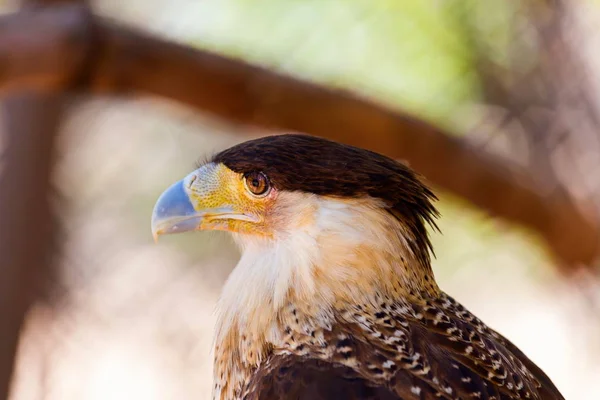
[243,293,564,400]
[243,354,399,400]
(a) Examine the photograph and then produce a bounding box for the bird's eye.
[243,172,270,197]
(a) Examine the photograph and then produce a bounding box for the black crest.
[213,134,439,266]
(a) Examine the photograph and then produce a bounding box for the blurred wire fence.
[1,1,600,399]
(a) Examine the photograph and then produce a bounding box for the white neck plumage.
[211,193,439,400]
[216,193,437,347]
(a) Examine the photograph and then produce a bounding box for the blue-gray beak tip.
[151,179,198,241]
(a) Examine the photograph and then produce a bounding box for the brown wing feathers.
[245,357,399,400]
[244,293,564,400]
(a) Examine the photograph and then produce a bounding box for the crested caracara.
[151,134,564,400]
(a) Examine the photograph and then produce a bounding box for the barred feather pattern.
[241,292,564,400]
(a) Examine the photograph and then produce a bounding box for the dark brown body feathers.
[244,294,564,400]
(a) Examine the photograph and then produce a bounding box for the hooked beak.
[151,163,259,242]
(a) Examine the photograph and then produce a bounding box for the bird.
[151,134,564,400]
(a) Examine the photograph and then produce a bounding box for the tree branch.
[0,94,63,399]
[0,6,597,268]
[0,2,88,399]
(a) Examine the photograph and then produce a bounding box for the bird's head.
[152,134,440,324]
[153,133,437,258]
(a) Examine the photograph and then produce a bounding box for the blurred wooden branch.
[0,95,63,399]
[0,6,599,270]
[0,1,88,400]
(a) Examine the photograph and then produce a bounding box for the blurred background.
[2,0,600,399]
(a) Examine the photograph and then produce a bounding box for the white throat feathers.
[215,192,438,349]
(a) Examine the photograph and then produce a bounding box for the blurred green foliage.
[193,0,522,132]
